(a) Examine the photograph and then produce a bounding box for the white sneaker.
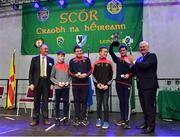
[102,121,109,129]
[96,118,102,127]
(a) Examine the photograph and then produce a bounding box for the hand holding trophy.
[111,32,120,47]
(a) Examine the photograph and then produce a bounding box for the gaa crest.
[76,35,87,47]
[57,36,64,48]
[37,7,49,22]
[34,38,44,48]
[107,0,122,15]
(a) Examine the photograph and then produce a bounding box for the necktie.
[41,56,45,77]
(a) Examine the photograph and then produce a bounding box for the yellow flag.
[7,50,16,109]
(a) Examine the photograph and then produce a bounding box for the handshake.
[58,82,69,88]
[75,72,87,79]
[97,83,108,90]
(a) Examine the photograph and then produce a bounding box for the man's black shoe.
[136,123,147,129]
[30,120,39,126]
[142,127,155,134]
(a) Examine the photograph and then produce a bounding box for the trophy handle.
[111,32,120,42]
[129,45,132,55]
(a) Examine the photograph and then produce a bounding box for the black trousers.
[72,85,89,120]
[33,78,50,120]
[95,87,109,122]
[55,88,69,118]
[138,88,157,129]
[116,83,131,121]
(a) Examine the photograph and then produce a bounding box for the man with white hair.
[29,44,54,126]
[128,41,159,134]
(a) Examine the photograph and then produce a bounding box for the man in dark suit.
[29,44,54,126]
[128,41,159,134]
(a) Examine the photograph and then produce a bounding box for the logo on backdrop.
[37,7,49,22]
[107,0,122,15]
[76,35,87,47]
[57,36,64,48]
[122,36,134,53]
[34,38,44,48]
[122,36,133,45]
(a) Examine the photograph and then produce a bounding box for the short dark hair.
[119,44,128,51]
[57,50,65,56]
[99,46,108,52]
[73,45,82,52]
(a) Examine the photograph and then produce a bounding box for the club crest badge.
[34,38,44,48]
[122,36,133,45]
[107,0,122,15]
[37,7,49,22]
[57,36,64,48]
[76,35,87,47]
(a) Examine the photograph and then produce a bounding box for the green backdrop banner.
[21,0,143,55]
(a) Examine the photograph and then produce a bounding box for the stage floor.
[0,109,180,136]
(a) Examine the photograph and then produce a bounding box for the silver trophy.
[111,32,120,42]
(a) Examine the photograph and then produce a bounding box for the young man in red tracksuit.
[69,45,91,126]
[92,46,113,129]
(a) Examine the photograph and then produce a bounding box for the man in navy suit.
[128,41,159,134]
[29,44,54,126]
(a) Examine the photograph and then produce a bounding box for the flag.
[7,50,16,109]
[87,76,93,107]
[105,0,124,23]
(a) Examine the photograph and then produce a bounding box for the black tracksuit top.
[92,58,113,85]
